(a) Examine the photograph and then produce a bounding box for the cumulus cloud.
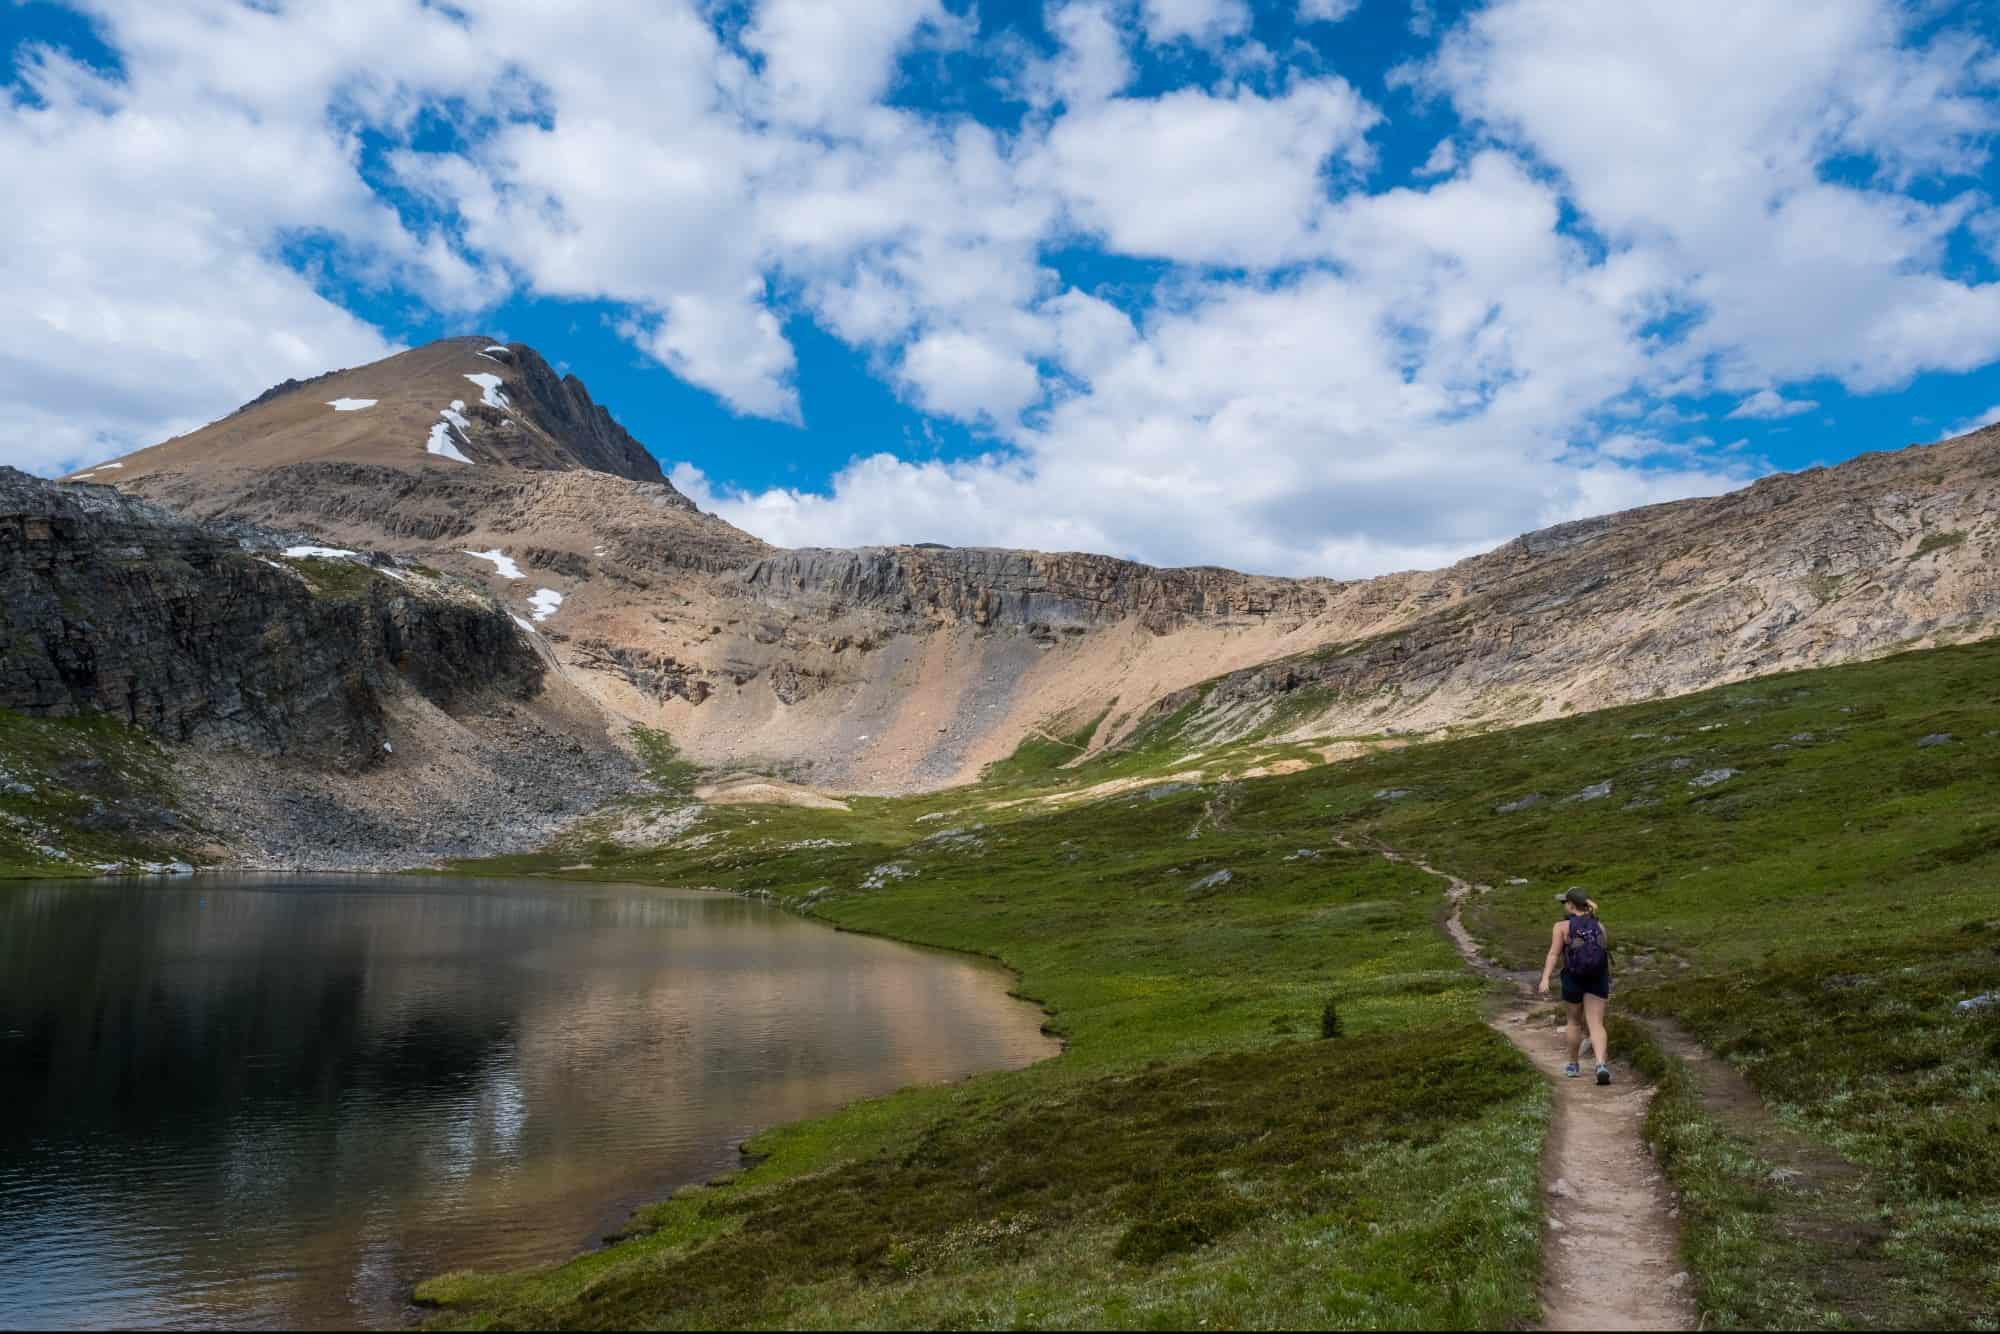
[1298,0,1362,23]
[1727,390,1819,420]
[1026,80,1380,267]
[0,13,425,474]
[742,0,954,125]
[4,0,1997,579]
[1430,0,2000,393]
[1940,403,2000,439]
[1140,0,1252,49]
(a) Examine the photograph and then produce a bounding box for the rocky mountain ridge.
[58,335,2000,806]
[0,465,631,868]
[0,467,544,766]
[1140,435,2000,748]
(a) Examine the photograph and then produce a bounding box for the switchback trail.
[1337,836,1696,1331]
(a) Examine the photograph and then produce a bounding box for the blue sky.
[5,0,2000,575]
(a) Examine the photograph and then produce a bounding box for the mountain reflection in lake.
[0,875,1056,1330]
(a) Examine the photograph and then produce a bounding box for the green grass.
[425,740,1547,1328]
[1300,641,2000,1327]
[976,707,1109,786]
[429,638,2000,1329]
[282,553,402,599]
[1913,530,1968,559]
[0,707,201,877]
[629,724,702,794]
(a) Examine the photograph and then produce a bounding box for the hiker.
[1538,887,1613,1085]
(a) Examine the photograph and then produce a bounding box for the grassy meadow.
[425,732,1548,1329]
[425,640,2000,1330]
[6,633,1995,1327]
[0,708,198,877]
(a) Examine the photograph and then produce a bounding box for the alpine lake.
[0,874,1057,1329]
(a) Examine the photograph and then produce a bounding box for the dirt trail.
[1339,837,1696,1331]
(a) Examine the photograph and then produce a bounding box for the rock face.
[129,462,754,570]
[496,343,671,485]
[737,546,1333,633]
[1134,428,2000,750]
[79,334,2000,797]
[0,468,541,770]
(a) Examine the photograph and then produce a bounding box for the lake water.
[0,875,1056,1329]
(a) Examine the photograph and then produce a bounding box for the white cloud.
[5,0,1997,581]
[1727,389,1819,420]
[1416,137,1458,176]
[1140,0,1251,49]
[1940,403,2000,439]
[0,17,424,475]
[899,329,1044,423]
[1430,0,2000,394]
[743,0,953,125]
[1024,1,1134,108]
[1299,0,1361,23]
[685,146,1748,576]
[1026,80,1380,267]
[628,292,802,424]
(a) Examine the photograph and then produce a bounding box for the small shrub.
[1320,999,1344,1039]
[1914,529,1967,558]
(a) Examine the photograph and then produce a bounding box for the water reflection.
[0,875,1056,1329]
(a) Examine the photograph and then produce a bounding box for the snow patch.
[441,400,470,432]
[484,345,509,354]
[528,588,564,622]
[463,372,510,409]
[68,471,97,481]
[464,548,524,580]
[426,419,473,464]
[89,462,123,470]
[326,398,377,411]
[284,545,358,559]
[510,614,537,634]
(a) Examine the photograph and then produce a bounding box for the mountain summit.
[90,336,675,490]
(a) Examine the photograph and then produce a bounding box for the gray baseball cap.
[1555,887,1593,908]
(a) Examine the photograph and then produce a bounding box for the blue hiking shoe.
[1564,1062,1581,1078]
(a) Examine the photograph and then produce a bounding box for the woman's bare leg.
[1583,993,1610,1067]
[1566,1001,1586,1064]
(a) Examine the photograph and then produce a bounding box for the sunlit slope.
[430,638,2000,1329]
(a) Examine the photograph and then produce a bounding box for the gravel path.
[1337,835,1697,1331]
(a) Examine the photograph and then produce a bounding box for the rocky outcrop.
[1132,427,2000,747]
[492,343,673,486]
[571,638,713,704]
[125,462,765,578]
[0,468,541,769]
[232,366,345,415]
[738,545,1337,634]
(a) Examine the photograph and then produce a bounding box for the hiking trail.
[1335,835,1697,1332]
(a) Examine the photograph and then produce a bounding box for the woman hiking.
[1538,887,1614,1085]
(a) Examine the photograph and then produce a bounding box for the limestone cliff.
[0,467,540,769]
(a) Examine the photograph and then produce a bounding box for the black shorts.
[1561,971,1610,1003]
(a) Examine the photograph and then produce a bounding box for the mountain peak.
[92,335,677,494]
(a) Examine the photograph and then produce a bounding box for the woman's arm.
[1538,921,1566,996]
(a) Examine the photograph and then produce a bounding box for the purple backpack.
[1565,914,1609,978]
